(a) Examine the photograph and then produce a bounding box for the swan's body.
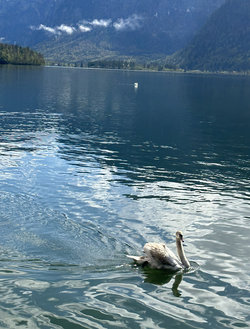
[127,231,190,271]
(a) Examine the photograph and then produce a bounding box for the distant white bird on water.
[134,82,138,89]
[127,231,190,271]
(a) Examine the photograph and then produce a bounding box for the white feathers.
[127,231,190,271]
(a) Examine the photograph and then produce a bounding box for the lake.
[0,65,250,329]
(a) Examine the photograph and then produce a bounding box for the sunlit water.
[0,65,250,328]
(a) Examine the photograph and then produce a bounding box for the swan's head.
[176,231,184,242]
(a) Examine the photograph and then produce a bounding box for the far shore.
[1,62,249,77]
[45,64,250,77]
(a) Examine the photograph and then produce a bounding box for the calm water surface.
[0,66,249,328]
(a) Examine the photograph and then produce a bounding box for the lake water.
[0,65,250,329]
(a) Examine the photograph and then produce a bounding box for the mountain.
[172,0,250,72]
[0,0,225,63]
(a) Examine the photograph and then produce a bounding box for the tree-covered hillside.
[0,43,45,65]
[173,0,250,72]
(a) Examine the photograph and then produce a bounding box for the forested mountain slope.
[173,0,250,72]
[0,43,44,65]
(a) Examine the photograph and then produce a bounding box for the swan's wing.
[144,243,181,268]
[127,255,148,266]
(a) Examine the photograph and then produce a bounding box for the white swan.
[127,231,190,271]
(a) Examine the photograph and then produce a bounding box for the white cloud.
[90,19,111,27]
[78,25,92,33]
[113,14,143,31]
[31,15,142,36]
[36,24,58,34]
[31,23,76,35]
[57,24,76,35]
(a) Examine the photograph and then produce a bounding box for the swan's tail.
[127,255,148,266]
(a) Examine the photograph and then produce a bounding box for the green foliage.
[87,60,136,70]
[174,0,250,72]
[85,59,177,72]
[0,43,45,65]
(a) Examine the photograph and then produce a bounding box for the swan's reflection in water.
[142,267,183,296]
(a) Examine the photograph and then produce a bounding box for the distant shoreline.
[2,63,249,77]
[45,64,250,77]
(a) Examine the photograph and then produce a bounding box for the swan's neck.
[176,238,190,268]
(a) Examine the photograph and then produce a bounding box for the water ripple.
[0,68,250,328]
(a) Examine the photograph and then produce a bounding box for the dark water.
[0,65,250,328]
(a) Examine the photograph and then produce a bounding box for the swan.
[127,231,190,271]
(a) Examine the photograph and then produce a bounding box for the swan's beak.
[182,238,187,246]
